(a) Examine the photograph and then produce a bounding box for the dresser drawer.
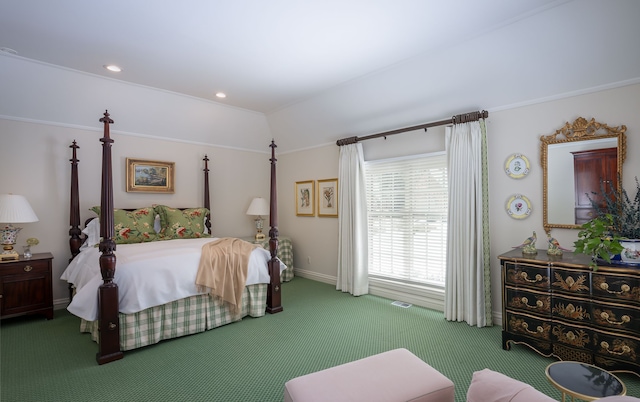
[550,267,590,296]
[505,287,550,316]
[551,294,591,324]
[592,301,640,333]
[593,330,639,365]
[593,272,640,306]
[504,262,550,290]
[506,312,551,341]
[1,259,50,276]
[551,322,592,350]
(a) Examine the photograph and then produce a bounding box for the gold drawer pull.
[520,272,543,283]
[600,341,632,357]
[520,297,544,309]
[598,281,631,295]
[521,321,545,335]
[23,265,33,272]
[600,311,631,325]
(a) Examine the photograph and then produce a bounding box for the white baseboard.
[293,268,336,285]
[54,298,69,310]
[292,270,504,327]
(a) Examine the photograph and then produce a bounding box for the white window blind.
[365,152,448,287]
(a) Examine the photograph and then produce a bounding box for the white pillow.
[80,218,100,250]
[153,214,161,233]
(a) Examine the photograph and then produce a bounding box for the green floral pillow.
[154,205,210,240]
[90,206,158,244]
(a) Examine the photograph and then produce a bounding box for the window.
[365,152,448,287]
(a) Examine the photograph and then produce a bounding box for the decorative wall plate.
[505,153,530,179]
[506,194,532,219]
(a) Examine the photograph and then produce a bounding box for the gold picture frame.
[317,178,338,217]
[126,158,175,193]
[295,180,315,216]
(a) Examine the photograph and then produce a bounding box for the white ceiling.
[1,0,564,114]
[2,0,640,152]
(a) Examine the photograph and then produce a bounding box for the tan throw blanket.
[195,237,259,316]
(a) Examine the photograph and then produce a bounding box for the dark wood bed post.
[203,155,211,234]
[69,140,82,260]
[266,140,283,314]
[68,140,81,302]
[96,110,123,364]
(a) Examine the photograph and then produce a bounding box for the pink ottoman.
[284,348,454,402]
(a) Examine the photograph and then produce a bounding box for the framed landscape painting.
[126,158,175,193]
[317,178,338,217]
[295,180,315,216]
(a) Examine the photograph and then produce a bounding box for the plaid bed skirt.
[253,236,294,282]
[79,283,267,351]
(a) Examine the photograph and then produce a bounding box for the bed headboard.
[69,153,212,257]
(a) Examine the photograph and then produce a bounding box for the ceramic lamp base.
[1,247,19,262]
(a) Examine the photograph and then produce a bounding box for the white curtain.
[444,120,492,327]
[337,143,369,296]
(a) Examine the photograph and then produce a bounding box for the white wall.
[278,83,640,321]
[0,118,270,307]
[277,145,340,282]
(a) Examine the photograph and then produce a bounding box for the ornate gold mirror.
[541,117,626,233]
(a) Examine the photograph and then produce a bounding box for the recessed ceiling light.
[216,92,226,98]
[104,65,122,72]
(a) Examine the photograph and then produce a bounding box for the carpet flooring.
[1,277,639,401]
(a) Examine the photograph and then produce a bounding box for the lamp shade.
[246,197,269,216]
[0,194,39,223]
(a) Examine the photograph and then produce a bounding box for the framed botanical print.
[126,158,175,193]
[317,178,338,217]
[295,180,315,216]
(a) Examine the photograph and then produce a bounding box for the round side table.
[545,361,626,401]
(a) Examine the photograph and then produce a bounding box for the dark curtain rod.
[336,110,488,146]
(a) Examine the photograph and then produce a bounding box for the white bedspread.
[60,238,285,321]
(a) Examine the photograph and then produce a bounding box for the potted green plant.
[574,177,640,269]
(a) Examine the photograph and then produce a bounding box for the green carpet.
[1,277,639,401]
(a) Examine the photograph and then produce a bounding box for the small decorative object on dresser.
[546,233,570,256]
[0,252,53,320]
[23,237,39,259]
[512,231,537,255]
[499,249,640,376]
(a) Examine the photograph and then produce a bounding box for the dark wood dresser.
[0,252,53,320]
[499,249,639,375]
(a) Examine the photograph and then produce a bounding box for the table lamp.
[0,194,39,261]
[246,197,269,241]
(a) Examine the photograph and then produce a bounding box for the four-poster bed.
[63,111,283,364]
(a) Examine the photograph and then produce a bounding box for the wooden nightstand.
[0,252,54,320]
